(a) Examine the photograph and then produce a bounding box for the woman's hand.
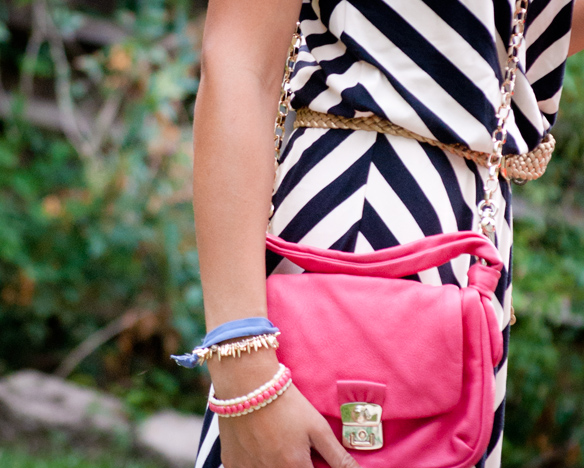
[208,352,360,468]
[219,385,360,468]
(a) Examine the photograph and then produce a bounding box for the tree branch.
[88,89,125,156]
[55,310,151,379]
[18,2,46,97]
[36,0,93,158]
[0,51,9,111]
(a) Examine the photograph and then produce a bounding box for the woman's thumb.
[310,424,362,468]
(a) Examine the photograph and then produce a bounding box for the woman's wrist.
[209,364,292,417]
[172,317,279,368]
[207,347,281,400]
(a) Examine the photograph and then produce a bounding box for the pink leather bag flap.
[268,272,464,420]
[266,232,503,468]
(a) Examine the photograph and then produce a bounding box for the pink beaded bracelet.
[208,364,292,417]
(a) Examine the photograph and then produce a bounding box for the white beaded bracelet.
[208,364,292,417]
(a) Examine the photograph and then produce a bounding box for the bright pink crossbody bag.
[266,231,503,468]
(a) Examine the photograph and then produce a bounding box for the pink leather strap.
[266,231,503,280]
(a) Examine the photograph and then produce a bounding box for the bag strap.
[266,231,503,279]
[479,0,528,240]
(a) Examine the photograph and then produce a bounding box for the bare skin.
[570,0,584,55]
[192,0,360,467]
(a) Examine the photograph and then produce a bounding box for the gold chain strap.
[487,0,529,326]
[269,23,301,221]
[479,0,530,242]
[274,23,302,163]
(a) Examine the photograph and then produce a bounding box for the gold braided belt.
[293,107,554,182]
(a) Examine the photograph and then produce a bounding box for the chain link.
[269,23,301,221]
[274,23,302,165]
[479,0,529,241]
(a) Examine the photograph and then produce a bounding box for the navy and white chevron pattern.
[193,2,573,468]
[292,0,573,154]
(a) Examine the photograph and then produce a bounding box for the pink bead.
[227,405,233,414]
[250,397,258,406]
[243,401,251,409]
[217,406,226,415]
[236,404,244,412]
[262,390,271,400]
[230,405,238,414]
[278,377,287,386]
[269,387,277,396]
[257,394,264,403]
[274,382,282,391]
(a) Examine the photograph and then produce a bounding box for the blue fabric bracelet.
[171,317,279,368]
[202,317,279,347]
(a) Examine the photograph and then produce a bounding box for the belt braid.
[293,108,553,183]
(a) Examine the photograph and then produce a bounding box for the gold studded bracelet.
[188,333,281,366]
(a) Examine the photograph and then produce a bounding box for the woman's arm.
[570,0,584,55]
[194,0,294,330]
[193,1,359,467]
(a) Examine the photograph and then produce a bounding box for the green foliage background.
[0,0,209,416]
[0,1,583,467]
[504,56,584,467]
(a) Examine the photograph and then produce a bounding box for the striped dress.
[194,1,573,467]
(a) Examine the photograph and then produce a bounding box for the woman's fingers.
[310,422,362,468]
[217,382,360,468]
[218,386,318,468]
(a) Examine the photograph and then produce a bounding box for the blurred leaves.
[504,54,584,468]
[0,0,206,414]
[0,22,9,43]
